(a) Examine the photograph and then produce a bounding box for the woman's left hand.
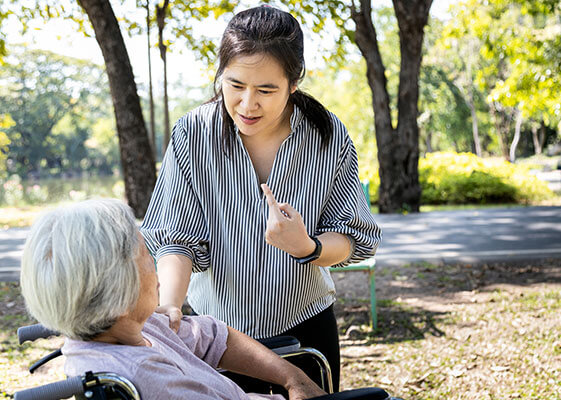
[261,184,316,258]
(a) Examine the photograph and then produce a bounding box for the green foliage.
[0,114,14,179]
[418,152,554,204]
[0,47,116,178]
[0,8,9,61]
[444,0,561,133]
[362,152,554,205]
[419,63,473,153]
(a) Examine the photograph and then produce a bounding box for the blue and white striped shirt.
[141,101,381,338]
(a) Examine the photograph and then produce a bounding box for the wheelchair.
[14,323,402,400]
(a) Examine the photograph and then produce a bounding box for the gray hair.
[20,199,140,341]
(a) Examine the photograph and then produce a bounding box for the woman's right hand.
[156,304,183,332]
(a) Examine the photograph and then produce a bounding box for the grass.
[333,259,561,399]
[0,204,60,230]
[2,260,561,399]
[0,175,124,228]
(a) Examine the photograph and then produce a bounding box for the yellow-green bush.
[360,151,554,205]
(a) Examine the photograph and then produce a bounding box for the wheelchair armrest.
[14,375,84,400]
[257,335,301,355]
[309,387,398,400]
[14,371,140,400]
[18,324,60,344]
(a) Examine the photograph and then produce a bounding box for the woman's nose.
[240,90,258,110]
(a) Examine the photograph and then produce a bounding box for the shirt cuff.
[341,234,356,264]
[154,244,195,262]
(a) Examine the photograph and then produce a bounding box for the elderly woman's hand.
[155,304,183,332]
[261,184,316,258]
[285,370,327,400]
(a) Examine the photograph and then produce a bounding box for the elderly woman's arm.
[219,327,326,399]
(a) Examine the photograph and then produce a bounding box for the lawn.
[1,259,560,399]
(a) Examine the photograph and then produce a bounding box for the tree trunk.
[146,0,156,161]
[490,102,510,160]
[351,0,431,213]
[509,108,522,163]
[78,0,156,218]
[466,38,481,157]
[469,101,481,157]
[532,122,545,155]
[539,122,546,153]
[157,0,170,158]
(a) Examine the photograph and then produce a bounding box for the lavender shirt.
[62,313,284,400]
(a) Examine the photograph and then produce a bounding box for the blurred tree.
[0,7,7,61]
[444,0,561,161]
[77,0,155,217]
[435,18,488,156]
[0,114,14,179]
[0,48,114,177]
[418,64,473,154]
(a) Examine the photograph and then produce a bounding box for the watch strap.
[291,235,322,264]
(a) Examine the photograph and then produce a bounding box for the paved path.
[1,206,561,280]
[372,206,561,267]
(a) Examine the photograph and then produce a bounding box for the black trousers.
[279,304,341,393]
[220,304,341,394]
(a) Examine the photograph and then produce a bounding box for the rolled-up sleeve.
[317,134,382,268]
[141,119,210,272]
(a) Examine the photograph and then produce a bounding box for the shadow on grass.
[335,259,561,346]
[334,299,446,345]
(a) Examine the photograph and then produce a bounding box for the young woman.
[141,6,381,391]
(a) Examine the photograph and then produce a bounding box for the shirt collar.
[289,104,304,134]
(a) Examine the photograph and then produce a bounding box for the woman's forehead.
[223,53,288,83]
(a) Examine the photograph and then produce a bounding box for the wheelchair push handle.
[14,375,84,400]
[17,324,59,344]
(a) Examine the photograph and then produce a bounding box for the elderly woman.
[20,199,326,400]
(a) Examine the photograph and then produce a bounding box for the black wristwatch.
[291,236,322,264]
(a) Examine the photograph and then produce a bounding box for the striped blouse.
[141,101,381,339]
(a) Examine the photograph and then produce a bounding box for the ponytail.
[290,90,333,149]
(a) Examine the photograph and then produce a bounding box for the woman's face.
[129,232,159,324]
[222,53,297,138]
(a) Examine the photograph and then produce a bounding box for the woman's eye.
[232,84,243,90]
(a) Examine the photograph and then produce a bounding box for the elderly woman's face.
[128,233,159,324]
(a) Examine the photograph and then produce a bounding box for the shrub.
[360,151,554,205]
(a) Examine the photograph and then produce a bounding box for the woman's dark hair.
[211,6,333,153]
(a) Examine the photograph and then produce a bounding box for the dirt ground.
[2,259,561,399]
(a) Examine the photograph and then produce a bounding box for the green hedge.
[361,151,554,205]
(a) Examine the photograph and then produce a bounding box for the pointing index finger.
[261,184,278,208]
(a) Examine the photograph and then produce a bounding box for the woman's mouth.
[239,114,262,125]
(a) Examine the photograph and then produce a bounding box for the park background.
[1,0,561,399]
